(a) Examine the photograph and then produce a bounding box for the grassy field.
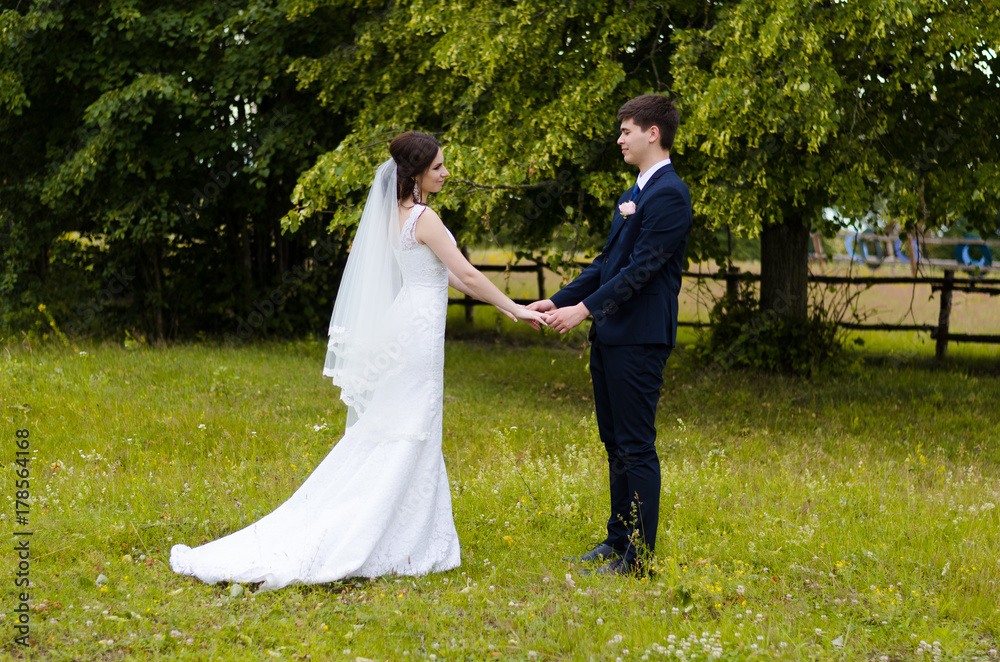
[1,312,999,660]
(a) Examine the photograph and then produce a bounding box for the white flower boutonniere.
[618,201,637,217]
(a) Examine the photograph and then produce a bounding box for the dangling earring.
[413,179,421,204]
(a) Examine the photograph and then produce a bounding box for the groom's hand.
[544,302,590,334]
[526,299,556,313]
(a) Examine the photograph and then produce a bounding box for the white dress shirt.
[635,158,672,192]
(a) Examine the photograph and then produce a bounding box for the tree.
[671,0,1000,321]
[3,0,721,340]
[0,0,359,339]
[281,0,714,271]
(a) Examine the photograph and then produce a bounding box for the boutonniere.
[618,201,637,217]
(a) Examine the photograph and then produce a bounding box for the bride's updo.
[389,131,441,202]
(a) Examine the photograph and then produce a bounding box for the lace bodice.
[398,204,453,291]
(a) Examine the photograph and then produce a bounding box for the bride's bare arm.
[447,270,474,297]
[416,209,544,327]
[448,270,516,321]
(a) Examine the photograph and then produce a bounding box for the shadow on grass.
[853,348,1000,376]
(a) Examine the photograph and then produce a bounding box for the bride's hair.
[389,131,441,202]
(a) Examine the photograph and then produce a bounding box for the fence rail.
[678,268,1000,359]
[448,260,1000,359]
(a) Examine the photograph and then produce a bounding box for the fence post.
[811,232,826,275]
[460,246,474,323]
[935,269,954,360]
[535,261,546,301]
[725,265,741,303]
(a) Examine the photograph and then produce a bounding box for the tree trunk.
[152,242,166,341]
[760,213,809,320]
[240,217,253,310]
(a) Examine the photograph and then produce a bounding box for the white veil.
[323,158,403,428]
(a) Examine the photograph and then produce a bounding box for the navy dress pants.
[589,338,671,566]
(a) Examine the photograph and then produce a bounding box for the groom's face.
[617,118,655,167]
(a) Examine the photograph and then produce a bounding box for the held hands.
[495,304,547,330]
[525,299,556,313]
[526,299,590,334]
[499,298,588,333]
[541,301,590,334]
[513,305,546,330]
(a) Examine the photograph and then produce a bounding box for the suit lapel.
[605,165,675,245]
[638,164,672,198]
[605,194,630,249]
[603,165,675,254]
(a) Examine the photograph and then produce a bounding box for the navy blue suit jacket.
[550,164,692,346]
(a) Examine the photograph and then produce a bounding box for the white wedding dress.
[170,205,461,590]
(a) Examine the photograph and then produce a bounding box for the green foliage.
[0,0,356,339]
[694,284,843,375]
[1,0,721,339]
[281,0,713,265]
[673,0,1000,239]
[672,0,1000,359]
[4,0,998,344]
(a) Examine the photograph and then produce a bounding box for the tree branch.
[454,178,553,192]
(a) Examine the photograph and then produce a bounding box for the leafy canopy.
[672,0,1000,238]
[282,0,709,266]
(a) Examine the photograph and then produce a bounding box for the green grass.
[1,324,999,661]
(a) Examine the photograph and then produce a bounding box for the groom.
[530,94,692,576]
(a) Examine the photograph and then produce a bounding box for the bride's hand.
[495,305,517,322]
[514,305,547,330]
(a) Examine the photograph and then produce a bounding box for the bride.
[170,131,545,590]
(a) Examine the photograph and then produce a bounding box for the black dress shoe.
[562,543,618,563]
[580,558,634,577]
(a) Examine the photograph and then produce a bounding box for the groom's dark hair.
[617,94,680,151]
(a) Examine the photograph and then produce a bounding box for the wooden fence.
[682,268,1000,360]
[448,257,1000,359]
